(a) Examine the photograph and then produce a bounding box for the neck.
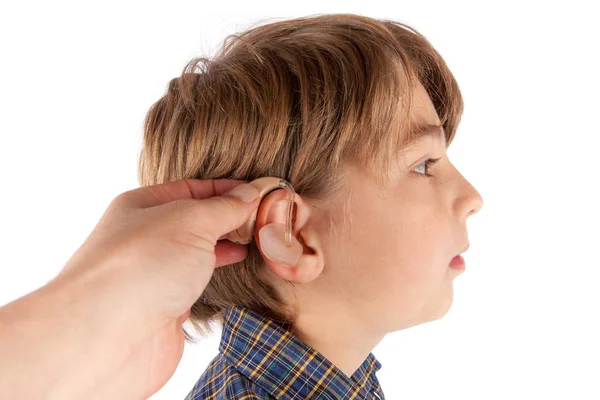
[290,303,385,377]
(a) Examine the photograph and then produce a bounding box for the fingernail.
[225,184,259,203]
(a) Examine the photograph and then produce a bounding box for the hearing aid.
[225,177,296,247]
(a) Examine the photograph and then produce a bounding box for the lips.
[449,254,465,269]
[449,243,469,269]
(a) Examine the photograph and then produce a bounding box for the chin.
[432,286,455,320]
[387,314,431,332]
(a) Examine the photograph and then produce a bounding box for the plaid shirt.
[185,305,385,399]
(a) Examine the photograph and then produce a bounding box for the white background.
[1,1,599,399]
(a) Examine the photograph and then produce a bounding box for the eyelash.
[413,158,441,177]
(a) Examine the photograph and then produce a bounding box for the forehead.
[401,80,446,149]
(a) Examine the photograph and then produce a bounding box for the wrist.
[0,275,94,398]
[47,263,159,399]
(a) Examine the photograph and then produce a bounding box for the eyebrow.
[404,121,447,149]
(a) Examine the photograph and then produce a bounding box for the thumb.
[197,183,260,241]
[222,183,260,204]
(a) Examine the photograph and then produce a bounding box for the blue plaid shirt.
[185,305,385,399]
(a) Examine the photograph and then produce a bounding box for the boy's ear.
[253,189,324,284]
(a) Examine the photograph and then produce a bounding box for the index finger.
[121,178,250,209]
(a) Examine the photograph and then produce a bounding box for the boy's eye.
[413,157,441,177]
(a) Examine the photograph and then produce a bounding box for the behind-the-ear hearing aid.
[225,177,296,247]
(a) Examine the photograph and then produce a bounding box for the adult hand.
[0,179,260,400]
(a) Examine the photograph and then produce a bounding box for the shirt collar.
[219,305,383,400]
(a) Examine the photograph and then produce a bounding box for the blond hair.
[137,13,463,338]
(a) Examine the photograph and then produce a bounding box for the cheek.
[344,207,449,302]
[321,194,450,303]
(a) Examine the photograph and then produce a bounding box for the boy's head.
[138,13,483,338]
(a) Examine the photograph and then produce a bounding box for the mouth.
[449,254,465,270]
[449,243,469,270]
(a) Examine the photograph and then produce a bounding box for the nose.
[461,178,483,218]
[453,167,483,219]
[466,183,483,218]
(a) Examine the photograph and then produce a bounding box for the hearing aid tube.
[279,179,295,247]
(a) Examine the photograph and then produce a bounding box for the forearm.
[0,267,148,399]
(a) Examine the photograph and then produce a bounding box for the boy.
[138,13,483,399]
